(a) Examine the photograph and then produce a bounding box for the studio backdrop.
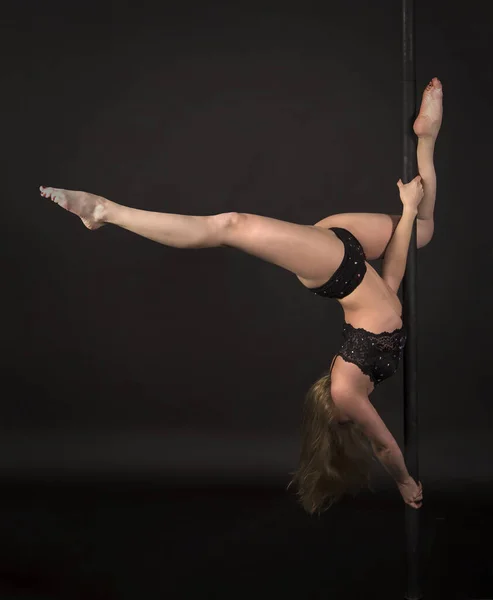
[3,0,492,488]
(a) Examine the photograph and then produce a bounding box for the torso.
[299,260,403,333]
[338,261,403,332]
[299,261,403,425]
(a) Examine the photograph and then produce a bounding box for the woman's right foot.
[40,186,107,230]
[413,77,443,139]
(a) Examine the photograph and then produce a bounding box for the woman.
[40,77,443,514]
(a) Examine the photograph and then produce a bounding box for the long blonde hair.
[289,366,376,515]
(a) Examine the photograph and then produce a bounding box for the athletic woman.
[40,77,443,514]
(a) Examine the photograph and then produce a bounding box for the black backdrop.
[3,0,492,489]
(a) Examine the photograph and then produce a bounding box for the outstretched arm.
[342,392,422,508]
[342,391,410,481]
[381,176,423,293]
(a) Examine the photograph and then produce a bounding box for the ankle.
[417,134,437,146]
[96,196,115,224]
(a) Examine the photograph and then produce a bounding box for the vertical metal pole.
[402,1,422,599]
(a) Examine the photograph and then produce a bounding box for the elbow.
[373,441,399,455]
[372,441,392,455]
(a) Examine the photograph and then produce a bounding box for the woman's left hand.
[397,176,424,211]
[397,477,423,509]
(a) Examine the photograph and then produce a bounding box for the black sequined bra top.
[337,322,407,385]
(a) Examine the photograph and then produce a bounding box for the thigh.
[221,212,345,281]
[314,212,434,259]
[314,213,400,261]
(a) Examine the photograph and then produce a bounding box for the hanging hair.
[289,367,376,515]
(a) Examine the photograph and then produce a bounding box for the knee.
[212,211,238,225]
[225,211,244,229]
[417,217,434,249]
[212,211,245,245]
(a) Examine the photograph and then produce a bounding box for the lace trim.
[343,322,404,336]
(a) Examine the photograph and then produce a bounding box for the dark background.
[2,0,493,598]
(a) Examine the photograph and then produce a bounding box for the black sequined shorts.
[307,227,367,299]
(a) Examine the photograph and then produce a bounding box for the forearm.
[375,443,410,484]
[382,206,418,284]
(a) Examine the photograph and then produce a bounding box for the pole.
[402,1,422,599]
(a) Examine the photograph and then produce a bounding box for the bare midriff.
[338,262,403,333]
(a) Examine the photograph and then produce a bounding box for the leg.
[312,209,430,261]
[313,78,442,261]
[313,212,401,261]
[39,186,345,282]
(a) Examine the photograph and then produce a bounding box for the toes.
[431,77,442,91]
[40,186,65,205]
[53,191,67,208]
[41,186,61,201]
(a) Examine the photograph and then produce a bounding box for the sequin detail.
[337,322,407,385]
[308,227,367,299]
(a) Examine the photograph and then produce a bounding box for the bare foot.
[413,77,443,139]
[40,186,107,230]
